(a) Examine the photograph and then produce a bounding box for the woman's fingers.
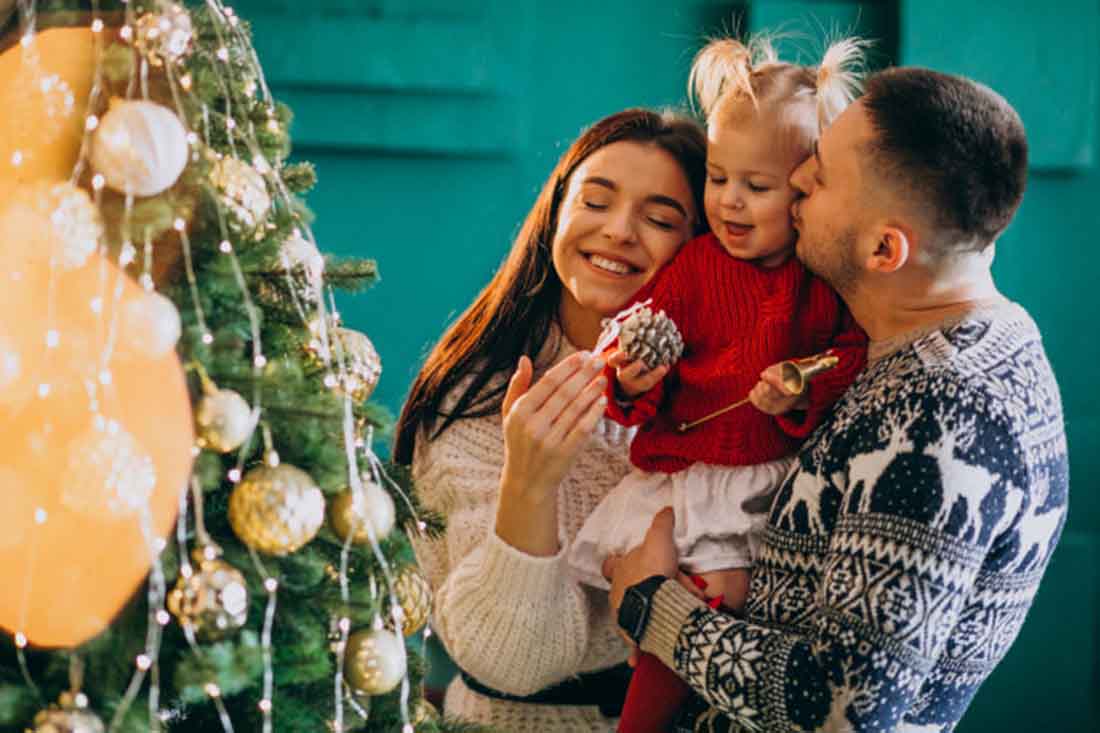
[510,352,595,420]
[559,386,608,455]
[501,355,533,417]
[544,372,606,447]
[530,353,605,426]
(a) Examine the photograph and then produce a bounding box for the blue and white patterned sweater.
[638,300,1068,733]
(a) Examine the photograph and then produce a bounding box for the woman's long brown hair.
[393,108,707,464]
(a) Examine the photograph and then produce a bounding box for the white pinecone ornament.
[618,306,683,370]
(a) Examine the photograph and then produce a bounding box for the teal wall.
[235,1,1098,729]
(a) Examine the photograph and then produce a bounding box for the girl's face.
[552,141,696,328]
[704,112,808,268]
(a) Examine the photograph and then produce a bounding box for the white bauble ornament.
[91,99,188,197]
[195,388,255,453]
[121,291,181,359]
[344,628,406,695]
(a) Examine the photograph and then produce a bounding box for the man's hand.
[602,507,680,615]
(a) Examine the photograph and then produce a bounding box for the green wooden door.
[236,2,1098,729]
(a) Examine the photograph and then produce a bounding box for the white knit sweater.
[409,331,635,732]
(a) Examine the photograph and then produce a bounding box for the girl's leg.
[617,568,750,733]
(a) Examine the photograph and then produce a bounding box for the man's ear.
[865,225,910,274]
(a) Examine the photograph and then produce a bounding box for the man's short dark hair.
[862,67,1028,251]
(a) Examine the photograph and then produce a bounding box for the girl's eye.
[747,182,770,193]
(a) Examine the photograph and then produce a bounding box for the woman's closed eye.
[583,199,610,210]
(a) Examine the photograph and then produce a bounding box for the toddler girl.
[568,35,870,732]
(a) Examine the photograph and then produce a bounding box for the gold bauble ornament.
[0,181,102,271]
[32,693,105,733]
[91,99,189,197]
[211,155,271,232]
[330,328,381,404]
[412,698,439,725]
[62,418,156,519]
[344,627,406,696]
[228,464,325,556]
[390,565,431,637]
[134,3,194,68]
[167,546,249,641]
[195,388,255,453]
[279,229,325,303]
[329,480,395,545]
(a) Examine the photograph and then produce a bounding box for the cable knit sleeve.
[408,413,596,696]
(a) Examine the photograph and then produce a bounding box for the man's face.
[788,101,872,294]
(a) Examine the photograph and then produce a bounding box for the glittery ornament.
[62,418,156,518]
[619,305,684,370]
[329,480,395,545]
[167,546,249,641]
[0,182,102,271]
[329,328,382,403]
[121,291,181,359]
[134,4,193,68]
[211,156,271,232]
[228,464,325,556]
[390,565,431,637]
[32,693,105,733]
[279,229,325,302]
[195,388,255,453]
[412,698,439,725]
[91,99,188,197]
[344,628,406,695]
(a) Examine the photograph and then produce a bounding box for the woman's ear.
[865,225,910,273]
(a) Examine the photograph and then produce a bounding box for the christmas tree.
[0,2,477,731]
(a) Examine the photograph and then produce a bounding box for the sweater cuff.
[639,580,707,670]
[482,528,572,602]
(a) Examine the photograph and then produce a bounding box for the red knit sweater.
[605,233,867,473]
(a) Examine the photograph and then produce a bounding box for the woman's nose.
[602,207,637,244]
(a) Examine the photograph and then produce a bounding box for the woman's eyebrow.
[582,176,687,218]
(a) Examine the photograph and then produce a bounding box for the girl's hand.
[495,352,607,555]
[607,349,669,399]
[748,363,809,415]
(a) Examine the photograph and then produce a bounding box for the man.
[603,68,1068,732]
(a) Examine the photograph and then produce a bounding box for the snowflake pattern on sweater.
[652,301,1068,733]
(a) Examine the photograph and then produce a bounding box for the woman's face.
[552,141,696,325]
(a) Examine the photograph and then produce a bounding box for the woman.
[394,108,706,731]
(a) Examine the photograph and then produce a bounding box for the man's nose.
[789,160,812,196]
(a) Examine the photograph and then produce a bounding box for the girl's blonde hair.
[688,34,869,145]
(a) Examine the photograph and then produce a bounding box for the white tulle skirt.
[568,458,794,589]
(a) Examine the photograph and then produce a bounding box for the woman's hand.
[607,349,669,399]
[494,351,608,556]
